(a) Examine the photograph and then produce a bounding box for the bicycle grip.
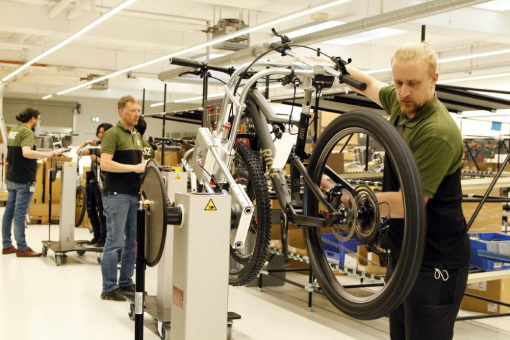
[169,57,202,69]
[341,74,367,91]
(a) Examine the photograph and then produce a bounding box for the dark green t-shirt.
[380,86,463,198]
[6,124,37,183]
[379,86,470,268]
[101,122,143,194]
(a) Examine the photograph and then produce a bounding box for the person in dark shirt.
[2,108,60,257]
[343,42,470,340]
[76,123,113,246]
[99,96,145,301]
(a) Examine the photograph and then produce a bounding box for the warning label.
[173,286,184,309]
[175,174,181,180]
[204,199,217,211]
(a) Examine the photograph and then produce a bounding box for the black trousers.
[387,260,469,340]
[86,177,106,241]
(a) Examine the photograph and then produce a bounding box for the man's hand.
[133,161,146,173]
[48,149,61,158]
[86,140,97,146]
[90,154,98,162]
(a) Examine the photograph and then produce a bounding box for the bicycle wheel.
[75,185,87,227]
[229,142,272,286]
[304,111,426,320]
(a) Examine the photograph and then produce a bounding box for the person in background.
[341,42,470,340]
[2,108,60,257]
[134,116,155,160]
[147,136,158,151]
[76,122,113,247]
[99,95,145,301]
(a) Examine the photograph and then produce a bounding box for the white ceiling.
[1,0,510,106]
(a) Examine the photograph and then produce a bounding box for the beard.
[399,100,422,117]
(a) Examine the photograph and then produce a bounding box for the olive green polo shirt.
[379,86,463,198]
[6,124,37,183]
[101,122,143,194]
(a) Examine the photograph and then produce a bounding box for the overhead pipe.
[48,0,75,19]
[158,0,491,82]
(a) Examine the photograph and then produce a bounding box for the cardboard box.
[326,152,345,175]
[28,202,60,219]
[33,161,44,203]
[461,278,510,314]
[154,150,184,166]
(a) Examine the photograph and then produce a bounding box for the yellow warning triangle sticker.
[175,174,181,180]
[204,199,217,211]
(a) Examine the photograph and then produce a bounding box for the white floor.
[1,210,510,340]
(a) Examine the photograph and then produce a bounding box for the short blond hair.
[118,95,139,111]
[391,41,438,78]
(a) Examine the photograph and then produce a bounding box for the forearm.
[101,159,136,173]
[376,191,405,219]
[22,149,55,159]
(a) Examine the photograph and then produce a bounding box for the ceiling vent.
[80,74,108,90]
[211,19,250,51]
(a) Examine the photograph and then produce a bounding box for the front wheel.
[228,143,271,286]
[305,111,426,320]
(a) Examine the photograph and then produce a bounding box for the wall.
[2,95,200,145]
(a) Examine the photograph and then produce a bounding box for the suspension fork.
[291,88,313,204]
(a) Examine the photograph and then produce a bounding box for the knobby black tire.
[75,185,87,227]
[305,111,426,320]
[229,143,271,286]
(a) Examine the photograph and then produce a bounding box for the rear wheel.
[229,143,271,286]
[305,111,426,320]
[75,185,86,227]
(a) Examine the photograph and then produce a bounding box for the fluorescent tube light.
[193,54,226,62]
[2,0,137,83]
[150,84,283,108]
[437,72,510,84]
[53,0,351,96]
[284,20,345,39]
[42,94,52,100]
[324,27,405,46]
[366,48,510,75]
[473,1,510,11]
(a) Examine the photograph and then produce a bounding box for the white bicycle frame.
[189,51,345,249]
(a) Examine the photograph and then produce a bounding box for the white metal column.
[157,171,188,308]
[172,193,231,340]
[59,161,77,249]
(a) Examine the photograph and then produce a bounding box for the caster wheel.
[42,246,48,257]
[55,253,63,266]
[77,250,85,256]
[160,324,171,340]
[128,303,135,321]
[97,253,102,264]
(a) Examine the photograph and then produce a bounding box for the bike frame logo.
[261,149,279,178]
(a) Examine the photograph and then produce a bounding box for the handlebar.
[169,57,235,76]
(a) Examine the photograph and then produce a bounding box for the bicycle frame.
[189,54,358,250]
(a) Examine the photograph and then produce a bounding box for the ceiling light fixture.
[324,27,406,46]
[283,20,345,39]
[366,48,510,75]
[1,0,137,83]
[473,1,510,12]
[53,0,351,96]
[42,94,52,100]
[437,72,510,84]
[150,84,283,108]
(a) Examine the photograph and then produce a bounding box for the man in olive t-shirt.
[2,108,60,257]
[343,42,470,340]
[99,96,145,302]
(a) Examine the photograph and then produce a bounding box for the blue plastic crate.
[469,232,510,271]
[321,233,361,266]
